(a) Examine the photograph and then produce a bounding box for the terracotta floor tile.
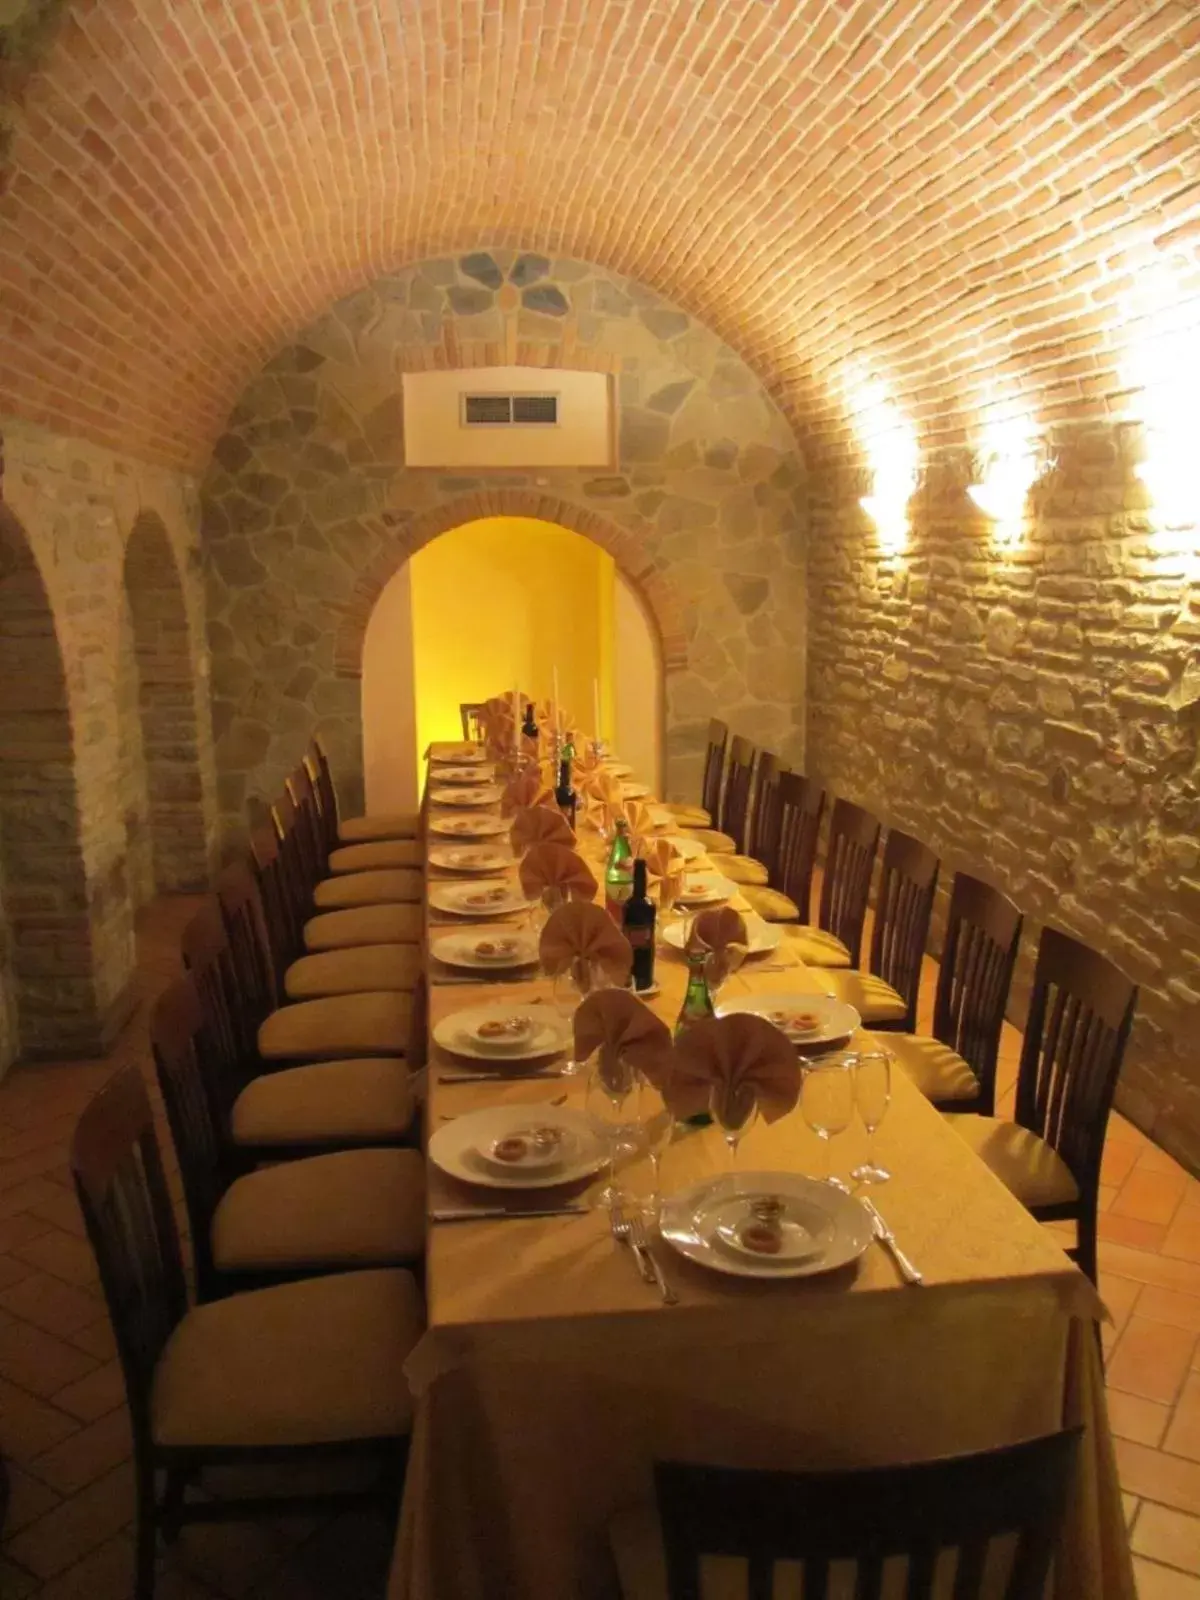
[0,1254,33,1292]
[1108,1317,1198,1405]
[1099,1213,1170,1253]
[0,1213,55,1254]
[1110,1113,1154,1151]
[1126,1493,1141,1526]
[1100,1242,1200,1297]
[12,1229,100,1291]
[1132,1557,1200,1598]
[0,1376,80,1463]
[0,1180,79,1224]
[0,1315,100,1399]
[51,1359,124,1424]
[63,1313,117,1362]
[24,1188,88,1240]
[1140,1287,1200,1335]
[1165,1373,1200,1463]
[0,1271,108,1338]
[1108,1388,1171,1448]
[3,1461,134,1580]
[2,1462,62,1535]
[32,1533,135,1600]
[1112,1168,1191,1227]
[1103,1140,1142,1187]
[1116,1439,1200,1516]
[29,1407,132,1496]
[1165,1207,1200,1266]
[1133,1501,1200,1577]
[0,1556,39,1599]
[1100,1272,1143,1335]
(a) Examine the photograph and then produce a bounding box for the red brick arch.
[332,490,688,680]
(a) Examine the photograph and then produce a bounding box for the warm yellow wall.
[408,517,616,771]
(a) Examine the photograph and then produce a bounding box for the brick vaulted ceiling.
[1,0,1198,473]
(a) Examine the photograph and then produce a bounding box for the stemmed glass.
[709,1082,758,1167]
[551,958,613,1075]
[800,1053,856,1190]
[635,1075,676,1218]
[850,1049,892,1186]
[527,884,565,940]
[585,1047,644,1209]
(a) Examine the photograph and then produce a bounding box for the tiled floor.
[0,897,1198,1597]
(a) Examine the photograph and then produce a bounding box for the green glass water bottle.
[675,946,715,1125]
[604,817,634,922]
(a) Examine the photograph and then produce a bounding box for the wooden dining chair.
[460,701,487,741]
[720,752,786,888]
[152,978,425,1302]
[72,1066,423,1600]
[949,926,1137,1283]
[772,796,879,964]
[306,738,420,846]
[620,1429,1081,1600]
[739,770,825,926]
[718,736,758,852]
[823,829,939,1032]
[181,898,419,1160]
[287,763,423,908]
[889,873,1023,1117]
[663,718,727,831]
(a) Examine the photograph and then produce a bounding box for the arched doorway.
[0,506,93,1064]
[121,513,208,896]
[362,516,663,810]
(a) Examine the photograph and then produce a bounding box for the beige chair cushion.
[681,828,736,855]
[946,1114,1081,1209]
[720,853,770,887]
[284,944,423,1000]
[259,991,412,1061]
[821,969,908,1024]
[783,925,852,967]
[304,903,423,951]
[152,1268,423,1449]
[328,839,422,873]
[338,812,420,843]
[313,869,423,909]
[231,1058,416,1149]
[888,1033,982,1106]
[212,1147,426,1272]
[610,1503,669,1600]
[741,885,800,923]
[663,802,711,828]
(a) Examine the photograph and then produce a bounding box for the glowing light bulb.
[847,371,919,555]
[1121,261,1200,531]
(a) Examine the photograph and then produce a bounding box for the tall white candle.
[552,666,560,730]
[512,687,519,753]
[593,676,601,739]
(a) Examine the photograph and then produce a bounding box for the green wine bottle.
[604,817,634,922]
[675,946,715,1126]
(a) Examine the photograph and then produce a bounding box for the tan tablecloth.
[388,750,1133,1600]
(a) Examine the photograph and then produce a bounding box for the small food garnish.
[493,1136,529,1164]
[476,1015,532,1042]
[768,1009,821,1035]
[740,1222,783,1255]
[465,887,507,906]
[474,937,519,960]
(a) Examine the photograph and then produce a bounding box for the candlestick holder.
[590,737,609,766]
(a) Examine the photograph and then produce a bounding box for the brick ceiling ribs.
[1,0,1198,471]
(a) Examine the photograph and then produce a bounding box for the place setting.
[428,811,510,841]
[427,842,515,875]
[428,877,534,921]
[432,997,572,1083]
[428,782,504,808]
[430,763,497,785]
[429,929,541,981]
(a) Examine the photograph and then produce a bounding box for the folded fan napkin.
[539,902,633,986]
[519,844,598,902]
[574,989,672,1093]
[511,806,576,852]
[687,907,750,988]
[621,799,656,843]
[579,769,623,808]
[502,770,554,816]
[638,837,687,907]
[663,1012,801,1124]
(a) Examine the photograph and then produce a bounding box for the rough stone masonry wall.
[200,252,808,843]
[0,418,218,1063]
[808,429,1200,1171]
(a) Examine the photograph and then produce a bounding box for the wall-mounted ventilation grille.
[462,392,559,427]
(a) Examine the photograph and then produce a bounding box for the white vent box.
[402,367,613,468]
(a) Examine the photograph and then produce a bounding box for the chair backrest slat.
[934,873,1023,1114]
[249,824,303,973]
[745,753,787,878]
[700,719,728,824]
[868,829,939,1032]
[71,1068,188,1438]
[215,860,279,1019]
[305,740,340,855]
[817,799,881,968]
[179,899,257,1111]
[719,736,757,850]
[653,1429,1082,1600]
[773,772,825,921]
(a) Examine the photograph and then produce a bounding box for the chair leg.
[161,1466,191,1544]
[1075,1210,1098,1286]
[135,1460,159,1600]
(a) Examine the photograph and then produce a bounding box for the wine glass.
[527,884,565,939]
[709,1081,758,1167]
[850,1049,893,1186]
[800,1054,856,1190]
[635,1075,677,1217]
[551,958,613,1075]
[585,1048,644,1209]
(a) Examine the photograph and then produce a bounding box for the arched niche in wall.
[0,505,96,1065]
[361,513,664,811]
[121,512,210,896]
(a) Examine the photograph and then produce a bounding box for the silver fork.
[628,1213,679,1305]
[610,1202,655,1284]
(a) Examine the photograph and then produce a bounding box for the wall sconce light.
[1121,260,1200,533]
[967,439,1054,548]
[848,373,919,555]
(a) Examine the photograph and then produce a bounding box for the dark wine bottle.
[522,702,539,740]
[554,756,577,831]
[623,858,656,992]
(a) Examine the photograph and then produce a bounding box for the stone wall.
[200,252,808,842]
[807,429,1200,1170]
[116,596,155,913]
[0,418,217,1065]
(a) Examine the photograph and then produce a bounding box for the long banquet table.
[387,745,1134,1600]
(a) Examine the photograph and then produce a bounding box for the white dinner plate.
[428,844,515,874]
[663,911,781,955]
[432,765,496,785]
[429,880,531,919]
[431,745,487,763]
[429,814,509,840]
[433,1002,568,1064]
[429,785,503,808]
[716,991,861,1054]
[659,1171,873,1280]
[675,871,737,907]
[661,835,705,861]
[429,1105,605,1190]
[431,931,540,972]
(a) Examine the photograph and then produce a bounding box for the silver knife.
[438,1067,569,1084]
[430,1204,589,1223]
[860,1197,924,1285]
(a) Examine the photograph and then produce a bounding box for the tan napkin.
[621,799,656,843]
[510,806,576,852]
[663,1012,801,1124]
[539,902,633,986]
[574,989,672,1093]
[687,907,750,988]
[519,844,598,902]
[502,770,554,816]
[638,837,687,907]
